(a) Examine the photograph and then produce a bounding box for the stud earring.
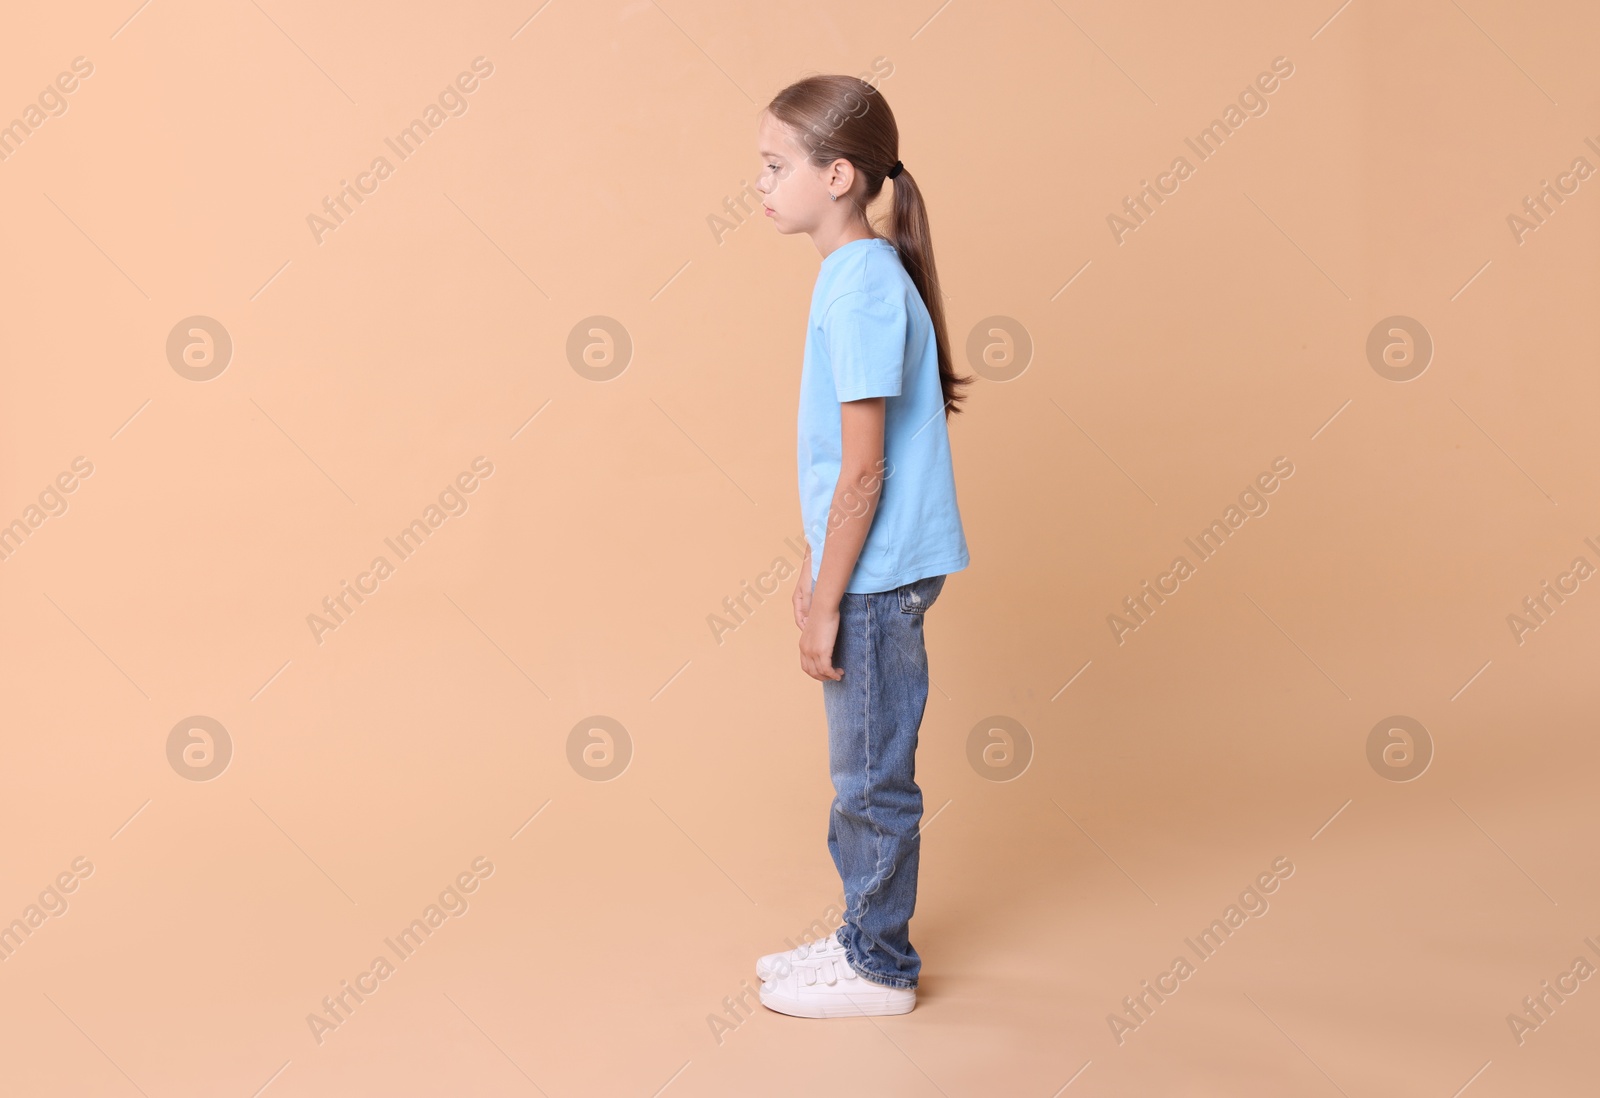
[830,193,837,202]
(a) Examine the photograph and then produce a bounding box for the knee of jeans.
[831,772,871,817]
[834,771,922,821]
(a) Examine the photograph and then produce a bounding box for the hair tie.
[887,160,903,180]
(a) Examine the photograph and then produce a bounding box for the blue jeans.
[823,572,947,990]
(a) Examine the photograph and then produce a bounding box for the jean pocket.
[898,574,946,614]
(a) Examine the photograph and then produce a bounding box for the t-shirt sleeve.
[823,290,907,402]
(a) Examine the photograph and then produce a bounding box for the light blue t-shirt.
[797,236,970,593]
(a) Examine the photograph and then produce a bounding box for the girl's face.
[755,111,833,235]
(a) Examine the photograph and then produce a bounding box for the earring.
[830,193,837,202]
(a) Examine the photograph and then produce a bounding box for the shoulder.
[821,258,909,322]
[820,288,907,336]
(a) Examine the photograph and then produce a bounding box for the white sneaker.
[755,930,847,983]
[759,950,917,1018]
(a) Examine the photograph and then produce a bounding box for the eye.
[767,163,780,172]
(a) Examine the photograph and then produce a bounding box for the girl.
[751,74,972,1019]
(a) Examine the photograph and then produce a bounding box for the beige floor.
[5,577,1595,1096]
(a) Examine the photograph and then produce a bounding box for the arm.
[798,397,887,681]
[793,541,814,629]
[798,290,905,680]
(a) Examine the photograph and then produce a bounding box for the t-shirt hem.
[837,553,969,595]
[834,385,902,402]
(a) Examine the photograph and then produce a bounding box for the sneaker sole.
[758,981,916,1019]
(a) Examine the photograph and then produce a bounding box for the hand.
[793,566,813,630]
[799,605,843,682]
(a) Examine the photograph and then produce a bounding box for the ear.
[827,157,857,195]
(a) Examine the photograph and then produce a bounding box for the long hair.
[765,75,972,419]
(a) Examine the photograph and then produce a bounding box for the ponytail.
[885,165,971,417]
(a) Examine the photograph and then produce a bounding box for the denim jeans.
[823,572,947,990]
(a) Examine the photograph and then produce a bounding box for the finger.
[809,650,830,681]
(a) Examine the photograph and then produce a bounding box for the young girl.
[751,74,972,1019]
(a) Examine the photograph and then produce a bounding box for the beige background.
[2,1,1598,1094]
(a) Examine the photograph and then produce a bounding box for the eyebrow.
[759,150,785,159]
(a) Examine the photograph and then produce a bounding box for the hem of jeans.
[840,932,918,990]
